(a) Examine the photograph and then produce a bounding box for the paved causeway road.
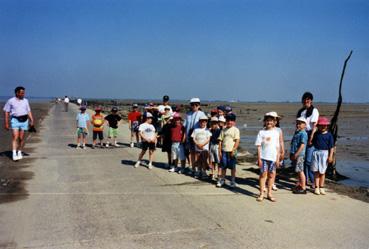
[1,103,368,248]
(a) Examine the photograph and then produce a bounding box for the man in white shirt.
[64,96,70,112]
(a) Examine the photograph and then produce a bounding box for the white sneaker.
[82,144,86,149]
[314,188,321,195]
[12,154,19,161]
[320,188,326,195]
[230,181,237,188]
[216,179,224,188]
[130,142,134,148]
[17,152,23,160]
[105,143,109,148]
[272,184,278,191]
[134,161,140,168]
[168,167,175,173]
[148,162,153,169]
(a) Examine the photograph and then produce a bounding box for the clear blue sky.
[1,0,368,102]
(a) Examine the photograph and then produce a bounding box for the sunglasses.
[190,103,200,106]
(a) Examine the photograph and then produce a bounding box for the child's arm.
[328,147,334,164]
[279,130,285,161]
[257,145,262,168]
[291,143,305,161]
[198,137,211,149]
[231,139,240,157]
[218,141,223,159]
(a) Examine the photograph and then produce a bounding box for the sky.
[0,0,368,102]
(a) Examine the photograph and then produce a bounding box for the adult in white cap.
[3,86,34,161]
[184,97,205,174]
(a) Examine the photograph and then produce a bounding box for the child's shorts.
[108,127,118,138]
[311,150,328,174]
[142,141,156,151]
[260,159,276,173]
[209,144,220,164]
[77,128,88,138]
[93,131,104,140]
[11,118,29,131]
[171,142,186,161]
[195,150,209,165]
[291,155,304,173]
[220,151,237,170]
[131,121,139,132]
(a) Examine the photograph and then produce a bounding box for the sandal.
[267,196,277,202]
[256,195,264,202]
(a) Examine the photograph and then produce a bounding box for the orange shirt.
[92,114,104,131]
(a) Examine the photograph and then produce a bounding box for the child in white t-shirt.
[135,113,157,169]
[255,112,281,202]
[191,114,212,178]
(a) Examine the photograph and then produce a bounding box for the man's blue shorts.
[11,118,29,131]
[220,151,237,170]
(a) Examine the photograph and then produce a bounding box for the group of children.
[75,94,335,202]
[75,106,122,149]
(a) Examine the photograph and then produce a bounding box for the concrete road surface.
[1,103,368,249]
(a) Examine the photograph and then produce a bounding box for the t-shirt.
[104,114,122,129]
[92,114,104,131]
[139,122,156,141]
[171,124,185,143]
[184,110,205,139]
[3,97,31,117]
[64,98,70,103]
[290,129,308,156]
[158,104,173,114]
[255,128,280,162]
[128,111,141,122]
[210,128,221,145]
[77,98,82,105]
[299,108,319,131]
[313,131,334,150]
[219,126,240,152]
[76,113,90,128]
[191,127,212,151]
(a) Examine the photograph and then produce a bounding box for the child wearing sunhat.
[311,116,334,195]
[255,112,280,201]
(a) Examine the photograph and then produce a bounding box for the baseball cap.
[224,106,232,112]
[132,103,138,108]
[163,95,169,101]
[146,112,153,118]
[318,116,330,125]
[296,117,307,124]
[190,97,201,104]
[218,116,226,123]
[111,107,118,112]
[226,113,236,121]
[217,105,226,112]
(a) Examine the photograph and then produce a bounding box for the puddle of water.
[335,161,369,188]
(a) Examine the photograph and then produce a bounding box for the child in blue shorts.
[255,112,281,202]
[217,113,240,188]
[76,106,90,149]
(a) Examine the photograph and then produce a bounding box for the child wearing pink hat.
[311,116,334,195]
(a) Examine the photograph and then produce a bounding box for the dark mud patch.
[0,102,51,205]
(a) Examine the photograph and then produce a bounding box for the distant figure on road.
[77,98,82,106]
[3,86,34,161]
[64,96,70,112]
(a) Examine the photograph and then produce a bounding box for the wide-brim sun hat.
[199,114,208,121]
[210,116,219,122]
[190,97,201,104]
[296,117,307,124]
[218,116,226,123]
[264,111,280,119]
[318,116,330,125]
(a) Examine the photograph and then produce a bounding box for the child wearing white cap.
[135,112,157,169]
